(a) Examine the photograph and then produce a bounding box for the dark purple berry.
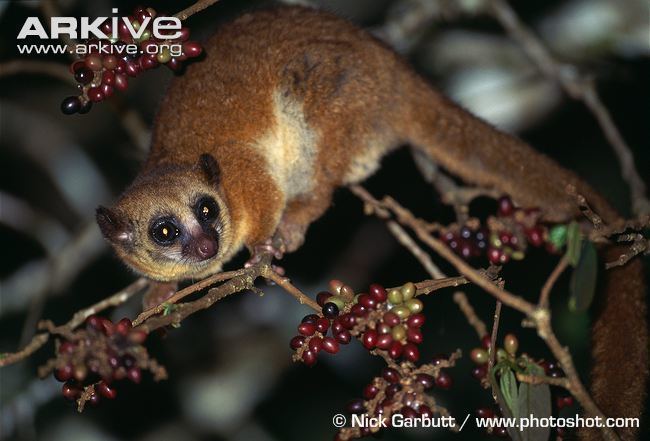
[61,96,81,114]
[322,302,339,319]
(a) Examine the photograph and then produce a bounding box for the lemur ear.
[96,206,132,244]
[198,153,220,186]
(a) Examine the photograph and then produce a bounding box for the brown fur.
[99,7,647,438]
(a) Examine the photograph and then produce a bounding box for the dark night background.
[1,1,648,440]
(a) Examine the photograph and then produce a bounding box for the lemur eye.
[150,219,180,245]
[196,197,219,223]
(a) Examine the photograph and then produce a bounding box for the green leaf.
[489,367,523,441]
[565,222,582,267]
[517,363,552,441]
[500,368,519,418]
[548,225,568,249]
[162,303,175,316]
[569,241,598,312]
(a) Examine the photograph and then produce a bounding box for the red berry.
[385,383,401,398]
[376,333,393,350]
[358,294,377,310]
[101,70,115,86]
[290,335,305,350]
[97,381,117,399]
[62,382,81,401]
[498,196,514,216]
[86,315,103,331]
[322,337,339,354]
[382,367,400,383]
[476,407,495,418]
[415,373,434,389]
[85,55,103,71]
[315,318,330,333]
[363,384,379,399]
[339,313,356,329]
[346,399,366,414]
[407,313,425,328]
[494,426,508,437]
[102,55,118,70]
[54,364,73,382]
[362,330,378,349]
[302,349,317,366]
[472,365,488,380]
[335,330,351,344]
[401,406,418,419]
[298,322,316,336]
[488,247,502,265]
[369,284,387,302]
[388,341,403,359]
[127,367,142,384]
[435,371,453,389]
[115,318,132,336]
[316,291,332,306]
[383,311,400,327]
[308,336,323,353]
[87,87,104,102]
[301,314,318,324]
[350,304,367,317]
[481,334,492,349]
[526,226,545,247]
[419,405,433,418]
[406,328,423,344]
[125,61,139,77]
[183,41,203,58]
[114,74,128,91]
[403,343,420,362]
[58,341,76,354]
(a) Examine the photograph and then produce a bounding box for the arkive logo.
[17,8,182,40]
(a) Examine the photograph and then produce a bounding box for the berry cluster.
[289,282,426,366]
[441,196,549,265]
[335,353,459,440]
[61,6,203,114]
[45,316,166,410]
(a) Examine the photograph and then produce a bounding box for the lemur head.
[96,154,232,281]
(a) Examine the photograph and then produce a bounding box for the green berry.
[504,333,519,355]
[405,298,423,313]
[392,305,411,319]
[388,289,403,305]
[401,282,416,301]
[328,295,345,310]
[470,348,489,365]
[391,324,407,342]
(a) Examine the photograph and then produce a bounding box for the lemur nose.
[195,237,217,259]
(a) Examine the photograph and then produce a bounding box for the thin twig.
[133,269,247,325]
[175,0,221,21]
[49,278,149,335]
[539,257,569,309]
[0,278,148,367]
[263,269,321,312]
[0,334,50,367]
